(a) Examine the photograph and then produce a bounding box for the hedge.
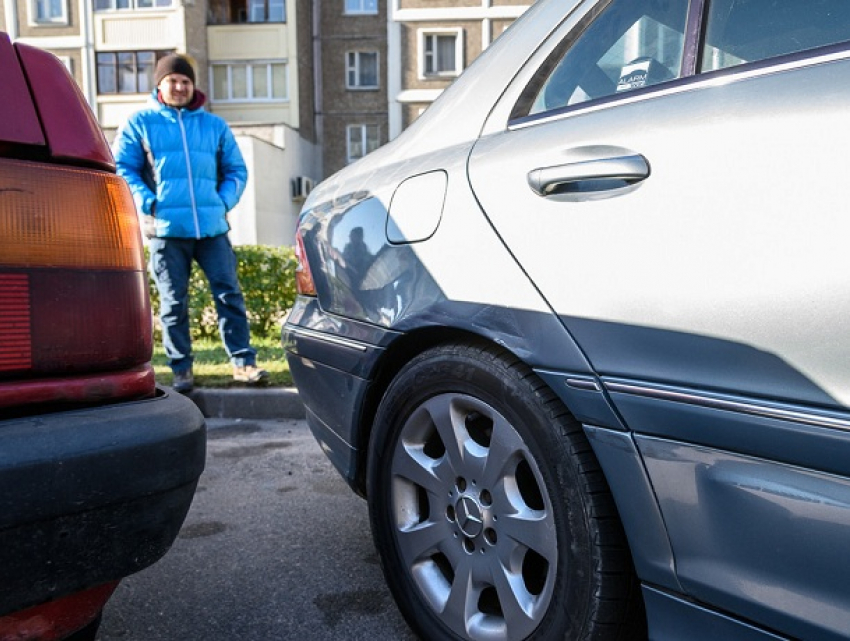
[145,244,298,341]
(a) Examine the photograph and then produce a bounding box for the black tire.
[367,342,645,641]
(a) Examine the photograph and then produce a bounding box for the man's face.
[158,73,194,107]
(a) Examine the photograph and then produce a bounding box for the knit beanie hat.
[154,54,196,86]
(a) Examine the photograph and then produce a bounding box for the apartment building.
[314,0,388,178]
[314,0,531,174]
[387,0,531,139]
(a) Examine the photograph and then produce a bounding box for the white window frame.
[96,50,165,95]
[246,0,286,22]
[346,50,379,90]
[418,28,464,79]
[344,0,377,16]
[210,61,289,103]
[346,124,380,164]
[93,0,173,10]
[30,0,68,25]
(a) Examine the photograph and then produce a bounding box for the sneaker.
[172,369,194,394]
[233,364,269,385]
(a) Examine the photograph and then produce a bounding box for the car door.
[468,0,850,637]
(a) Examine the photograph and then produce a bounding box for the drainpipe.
[387,0,401,140]
[5,0,18,40]
[312,0,324,167]
[79,0,97,110]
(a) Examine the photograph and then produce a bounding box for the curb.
[186,387,305,420]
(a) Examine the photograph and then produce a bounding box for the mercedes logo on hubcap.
[456,496,484,538]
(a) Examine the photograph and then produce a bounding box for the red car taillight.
[294,228,317,296]
[0,158,154,409]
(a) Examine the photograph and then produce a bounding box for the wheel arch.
[353,325,491,497]
[353,325,591,497]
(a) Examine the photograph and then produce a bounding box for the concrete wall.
[229,127,320,247]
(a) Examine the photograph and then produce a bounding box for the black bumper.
[0,386,206,616]
[282,297,397,491]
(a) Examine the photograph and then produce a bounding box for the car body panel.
[0,35,44,147]
[471,54,850,410]
[641,586,788,641]
[638,434,850,640]
[15,39,115,169]
[284,296,393,484]
[582,426,679,591]
[284,293,600,487]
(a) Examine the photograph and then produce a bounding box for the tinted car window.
[527,0,689,116]
[702,0,850,71]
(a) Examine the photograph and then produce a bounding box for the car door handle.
[527,154,649,196]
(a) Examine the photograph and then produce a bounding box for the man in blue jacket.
[114,53,267,393]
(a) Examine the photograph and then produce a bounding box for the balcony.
[208,0,286,25]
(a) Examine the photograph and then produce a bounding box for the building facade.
[2,0,531,245]
[387,0,530,139]
[314,0,388,178]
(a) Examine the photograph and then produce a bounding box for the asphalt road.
[97,418,418,641]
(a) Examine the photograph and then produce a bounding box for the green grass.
[152,335,293,388]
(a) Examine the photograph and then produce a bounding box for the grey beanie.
[154,54,196,86]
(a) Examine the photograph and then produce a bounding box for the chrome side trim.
[285,326,370,352]
[605,381,850,433]
[566,377,600,392]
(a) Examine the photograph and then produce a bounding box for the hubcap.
[390,393,557,641]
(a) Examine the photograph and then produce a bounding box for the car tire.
[367,342,646,641]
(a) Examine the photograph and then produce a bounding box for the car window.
[526,0,689,116]
[701,0,850,72]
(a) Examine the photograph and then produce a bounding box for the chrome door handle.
[527,154,649,196]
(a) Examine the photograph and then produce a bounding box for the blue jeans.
[149,234,256,373]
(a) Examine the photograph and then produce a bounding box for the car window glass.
[702,0,850,72]
[527,0,689,116]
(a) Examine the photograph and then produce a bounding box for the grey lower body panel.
[643,587,789,641]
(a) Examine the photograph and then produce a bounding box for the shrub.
[145,244,297,341]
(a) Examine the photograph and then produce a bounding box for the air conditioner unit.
[291,176,315,202]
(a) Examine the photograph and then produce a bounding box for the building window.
[211,62,288,102]
[346,51,379,89]
[97,51,172,94]
[208,0,286,23]
[247,0,285,22]
[347,124,379,164]
[94,0,173,9]
[344,0,376,15]
[31,0,67,24]
[420,29,463,78]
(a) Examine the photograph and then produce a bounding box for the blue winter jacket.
[113,90,248,239]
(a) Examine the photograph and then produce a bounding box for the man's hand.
[142,214,156,239]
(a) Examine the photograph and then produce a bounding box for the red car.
[0,34,205,640]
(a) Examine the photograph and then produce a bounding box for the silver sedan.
[284,0,850,639]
